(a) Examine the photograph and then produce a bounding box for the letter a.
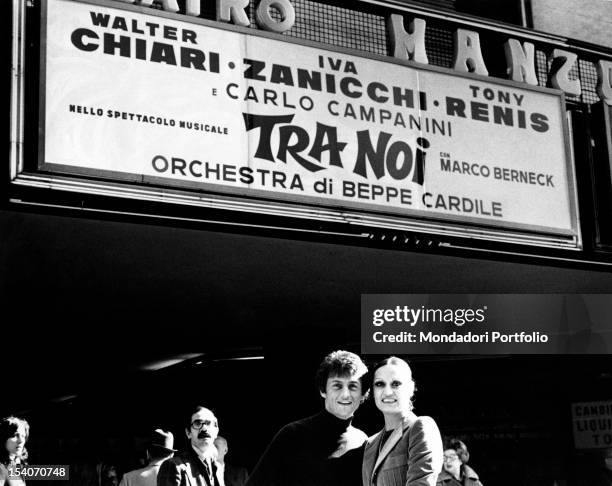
[453,29,488,76]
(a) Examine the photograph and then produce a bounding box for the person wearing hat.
[119,429,176,486]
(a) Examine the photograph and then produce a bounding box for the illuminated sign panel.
[38,0,579,244]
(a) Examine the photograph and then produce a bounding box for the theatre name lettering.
[105,0,612,104]
[42,0,577,235]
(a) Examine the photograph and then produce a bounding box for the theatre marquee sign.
[16,0,580,247]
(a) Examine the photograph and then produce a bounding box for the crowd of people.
[149,351,459,486]
[12,351,605,486]
[1,351,487,486]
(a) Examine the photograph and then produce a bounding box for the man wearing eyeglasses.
[246,350,369,486]
[157,406,225,486]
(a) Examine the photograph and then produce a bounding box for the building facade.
[5,1,612,485]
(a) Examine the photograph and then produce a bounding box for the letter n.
[353,130,391,179]
[504,39,537,85]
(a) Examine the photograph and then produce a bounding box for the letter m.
[387,14,428,64]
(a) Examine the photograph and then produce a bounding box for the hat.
[150,429,176,452]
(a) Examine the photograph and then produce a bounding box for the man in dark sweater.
[246,350,369,486]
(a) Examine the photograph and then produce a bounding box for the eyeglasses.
[443,454,459,461]
[191,419,218,430]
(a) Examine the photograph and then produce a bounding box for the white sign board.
[572,400,612,449]
[41,0,579,238]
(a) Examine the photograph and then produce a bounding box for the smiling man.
[157,406,224,486]
[246,350,369,486]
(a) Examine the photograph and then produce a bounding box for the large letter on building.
[256,0,296,33]
[453,29,488,76]
[597,60,612,103]
[120,0,179,12]
[217,0,250,27]
[504,39,538,85]
[387,14,428,64]
[184,0,201,17]
[549,49,581,96]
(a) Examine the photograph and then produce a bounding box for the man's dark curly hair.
[315,350,370,397]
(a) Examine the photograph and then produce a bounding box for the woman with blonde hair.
[362,357,443,486]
